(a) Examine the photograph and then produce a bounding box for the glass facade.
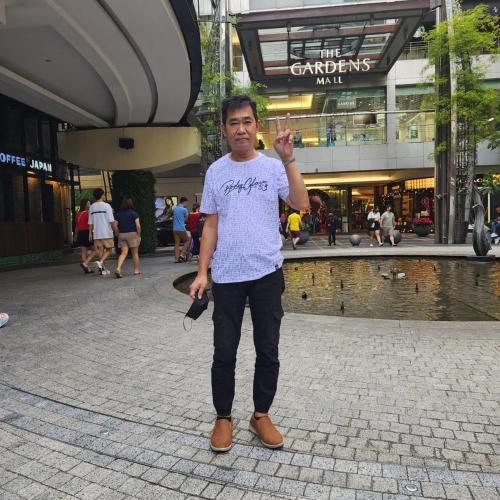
[396,85,435,143]
[259,88,386,147]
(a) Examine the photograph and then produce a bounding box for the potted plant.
[413,217,433,237]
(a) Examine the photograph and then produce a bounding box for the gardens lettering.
[290,49,371,85]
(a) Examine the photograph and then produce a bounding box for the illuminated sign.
[0,151,53,173]
[290,49,372,86]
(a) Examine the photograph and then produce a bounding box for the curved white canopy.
[0,0,200,127]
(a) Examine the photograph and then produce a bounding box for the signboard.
[336,97,357,110]
[290,49,372,86]
[0,150,53,174]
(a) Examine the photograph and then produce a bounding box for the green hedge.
[111,170,156,254]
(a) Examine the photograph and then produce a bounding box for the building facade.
[228,0,499,232]
[0,94,77,266]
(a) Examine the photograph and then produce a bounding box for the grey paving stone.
[304,483,332,499]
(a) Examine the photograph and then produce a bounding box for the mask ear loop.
[183,315,193,332]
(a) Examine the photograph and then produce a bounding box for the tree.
[196,19,268,173]
[111,171,156,254]
[422,4,499,243]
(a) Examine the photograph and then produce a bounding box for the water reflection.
[174,258,500,321]
[283,258,499,321]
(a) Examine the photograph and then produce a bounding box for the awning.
[236,0,432,92]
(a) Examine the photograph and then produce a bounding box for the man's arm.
[189,214,218,299]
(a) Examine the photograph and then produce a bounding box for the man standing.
[380,205,396,246]
[326,211,339,246]
[172,197,190,263]
[84,188,116,275]
[189,95,309,452]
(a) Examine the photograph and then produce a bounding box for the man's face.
[220,105,259,154]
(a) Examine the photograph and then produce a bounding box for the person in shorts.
[114,196,141,278]
[84,188,116,274]
[286,209,302,249]
[74,198,98,273]
[380,205,396,246]
[367,206,383,247]
[173,197,190,263]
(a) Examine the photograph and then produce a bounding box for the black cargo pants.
[211,268,285,416]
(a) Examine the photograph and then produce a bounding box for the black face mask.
[183,291,209,331]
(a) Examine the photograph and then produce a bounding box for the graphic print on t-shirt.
[220,177,268,196]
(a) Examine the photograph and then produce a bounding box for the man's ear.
[256,120,260,132]
[219,123,227,137]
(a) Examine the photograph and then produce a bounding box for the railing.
[258,110,436,148]
[399,41,429,60]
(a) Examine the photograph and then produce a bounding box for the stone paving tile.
[0,254,499,499]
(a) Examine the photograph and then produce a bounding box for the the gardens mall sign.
[290,49,371,85]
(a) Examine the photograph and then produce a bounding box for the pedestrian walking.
[287,209,302,249]
[367,206,383,247]
[173,197,190,263]
[83,188,117,275]
[187,203,202,256]
[189,95,309,453]
[114,196,141,278]
[380,205,397,246]
[74,199,97,273]
[326,211,340,246]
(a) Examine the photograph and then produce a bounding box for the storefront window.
[24,117,39,154]
[260,89,386,147]
[396,86,435,142]
[6,107,22,151]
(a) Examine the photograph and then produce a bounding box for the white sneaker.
[370,243,374,247]
[94,260,104,271]
[101,269,111,275]
[491,233,498,238]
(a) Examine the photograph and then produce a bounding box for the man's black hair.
[179,196,188,203]
[221,94,258,125]
[93,188,104,200]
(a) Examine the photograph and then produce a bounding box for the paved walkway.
[0,242,499,499]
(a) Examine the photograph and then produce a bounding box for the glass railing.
[258,110,435,148]
[399,41,428,60]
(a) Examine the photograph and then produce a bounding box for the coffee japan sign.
[0,150,53,173]
[290,49,372,85]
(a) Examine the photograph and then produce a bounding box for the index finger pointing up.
[275,116,281,133]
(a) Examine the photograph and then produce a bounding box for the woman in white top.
[367,206,383,247]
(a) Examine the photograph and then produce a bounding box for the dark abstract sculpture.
[471,185,491,257]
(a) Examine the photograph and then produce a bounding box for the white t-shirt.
[88,201,114,239]
[200,153,289,284]
[367,211,381,221]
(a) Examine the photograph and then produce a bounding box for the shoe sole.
[210,442,232,453]
[248,424,284,449]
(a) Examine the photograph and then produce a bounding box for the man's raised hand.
[273,112,294,162]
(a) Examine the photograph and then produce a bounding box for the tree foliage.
[111,170,156,254]
[197,20,269,159]
[422,4,499,150]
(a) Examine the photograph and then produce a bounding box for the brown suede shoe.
[249,413,284,449]
[210,417,233,452]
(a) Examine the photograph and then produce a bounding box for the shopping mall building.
[0,0,203,266]
[230,0,499,232]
